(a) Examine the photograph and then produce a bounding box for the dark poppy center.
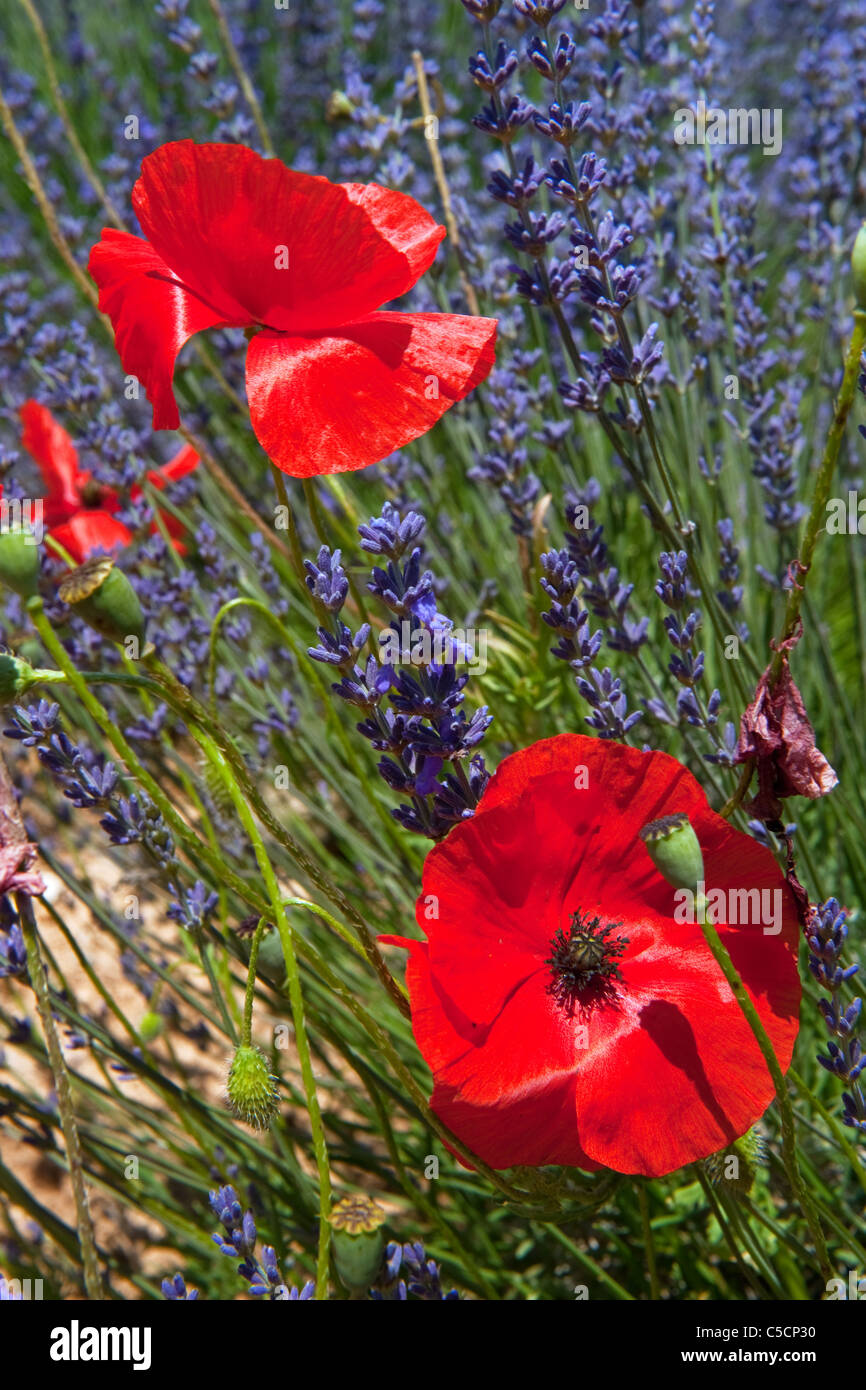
[546,909,628,1009]
[79,478,104,508]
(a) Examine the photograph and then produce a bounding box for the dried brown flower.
[736,628,838,823]
[0,751,45,898]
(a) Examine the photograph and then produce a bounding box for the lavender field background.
[0,0,864,1304]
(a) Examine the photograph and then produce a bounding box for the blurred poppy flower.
[87,141,497,477]
[18,400,199,563]
[382,734,801,1177]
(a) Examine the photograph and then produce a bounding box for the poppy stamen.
[546,909,628,1009]
[78,478,105,508]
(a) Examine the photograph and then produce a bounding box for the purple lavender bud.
[167,880,219,932]
[460,0,502,20]
[358,502,425,558]
[0,920,26,979]
[534,100,591,145]
[469,42,518,92]
[514,0,567,22]
[505,210,567,257]
[473,94,534,144]
[304,546,349,613]
[488,157,544,208]
[161,1273,199,1300]
[526,33,576,81]
[808,899,865,1132]
[547,153,606,207]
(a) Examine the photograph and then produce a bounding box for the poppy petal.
[88,228,232,429]
[19,401,82,525]
[245,311,497,476]
[341,181,445,289]
[131,142,444,333]
[145,442,200,492]
[573,932,799,1175]
[385,937,599,1170]
[48,512,132,565]
[155,442,200,484]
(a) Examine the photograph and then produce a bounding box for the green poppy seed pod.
[226,1044,279,1130]
[639,812,705,891]
[58,557,146,649]
[139,1011,164,1044]
[330,1195,386,1293]
[0,652,63,705]
[852,222,866,311]
[0,525,40,598]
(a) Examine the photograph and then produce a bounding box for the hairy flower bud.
[703,1127,765,1197]
[226,1044,279,1130]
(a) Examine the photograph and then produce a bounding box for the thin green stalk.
[695,1168,768,1300]
[205,0,275,156]
[302,477,374,631]
[204,595,409,856]
[695,897,831,1279]
[636,1182,660,1299]
[143,652,409,1013]
[27,599,276,925]
[178,424,294,566]
[202,732,332,1297]
[788,1067,866,1193]
[242,918,267,1046]
[544,1224,634,1301]
[0,1155,83,1267]
[770,308,866,681]
[540,21,756,701]
[269,463,310,586]
[0,83,103,316]
[194,926,238,1045]
[289,928,542,1207]
[337,1055,495,1298]
[715,1187,789,1299]
[16,0,126,229]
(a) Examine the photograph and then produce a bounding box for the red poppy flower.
[87,141,498,477]
[382,734,801,1177]
[18,400,199,564]
[47,511,133,565]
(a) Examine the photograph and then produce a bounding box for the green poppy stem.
[769,307,866,684]
[694,894,831,1280]
[242,918,267,1049]
[636,1182,660,1299]
[198,731,333,1298]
